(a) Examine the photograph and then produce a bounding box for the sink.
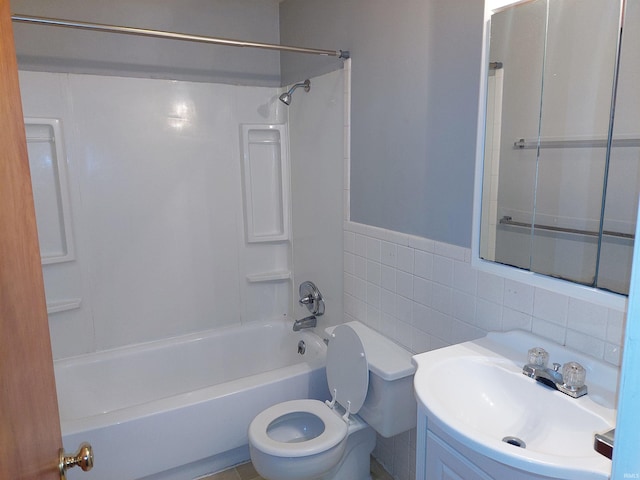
[413,331,618,479]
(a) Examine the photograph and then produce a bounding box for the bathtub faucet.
[293,315,317,331]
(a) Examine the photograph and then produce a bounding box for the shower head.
[279,79,311,105]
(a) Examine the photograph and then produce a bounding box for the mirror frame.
[471,0,627,311]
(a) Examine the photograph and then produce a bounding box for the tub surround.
[20,67,346,360]
[20,66,347,480]
[20,71,287,357]
[289,67,346,330]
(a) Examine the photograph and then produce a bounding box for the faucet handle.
[527,347,549,367]
[298,281,325,316]
[299,294,314,305]
[562,362,586,388]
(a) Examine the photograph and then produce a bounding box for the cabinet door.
[426,431,494,480]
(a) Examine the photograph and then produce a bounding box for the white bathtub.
[56,319,328,480]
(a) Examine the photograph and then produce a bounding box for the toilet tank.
[325,321,417,438]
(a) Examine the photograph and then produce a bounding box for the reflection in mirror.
[600,0,640,294]
[480,0,640,295]
[481,0,547,267]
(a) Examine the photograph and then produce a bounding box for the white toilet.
[248,321,416,480]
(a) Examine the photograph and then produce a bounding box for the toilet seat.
[325,324,369,417]
[249,399,348,457]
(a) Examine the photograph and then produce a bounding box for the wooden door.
[0,0,64,478]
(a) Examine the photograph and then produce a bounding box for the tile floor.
[200,456,393,480]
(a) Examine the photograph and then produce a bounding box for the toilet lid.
[326,324,369,414]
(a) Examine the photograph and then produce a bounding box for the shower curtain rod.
[11,14,350,59]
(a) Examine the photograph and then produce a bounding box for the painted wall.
[11,0,281,86]
[280,0,484,247]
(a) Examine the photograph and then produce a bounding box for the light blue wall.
[12,0,281,86]
[280,0,484,247]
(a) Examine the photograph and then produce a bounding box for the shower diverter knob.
[299,295,314,305]
[298,281,325,316]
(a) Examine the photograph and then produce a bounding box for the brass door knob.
[59,442,93,480]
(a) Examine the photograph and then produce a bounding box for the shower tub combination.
[56,319,328,480]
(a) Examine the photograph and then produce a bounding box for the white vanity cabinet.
[425,429,492,480]
[419,415,562,479]
[417,406,597,480]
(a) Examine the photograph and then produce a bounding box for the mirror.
[479,0,640,296]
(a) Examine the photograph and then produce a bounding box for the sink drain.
[502,436,526,448]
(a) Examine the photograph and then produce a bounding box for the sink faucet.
[523,362,563,386]
[293,315,317,331]
[522,350,588,399]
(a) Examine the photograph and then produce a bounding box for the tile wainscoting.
[343,220,626,480]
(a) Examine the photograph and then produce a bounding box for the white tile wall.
[343,221,627,480]
[344,220,626,361]
[20,71,290,357]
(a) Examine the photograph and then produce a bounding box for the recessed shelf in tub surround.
[25,117,85,322]
[241,123,293,319]
[25,118,76,265]
[47,298,82,314]
[241,124,290,244]
[246,271,291,283]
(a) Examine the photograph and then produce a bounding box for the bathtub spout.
[293,315,317,331]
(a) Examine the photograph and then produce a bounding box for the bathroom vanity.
[412,331,618,480]
[420,418,567,480]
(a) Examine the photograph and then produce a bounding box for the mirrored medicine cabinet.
[476,0,640,302]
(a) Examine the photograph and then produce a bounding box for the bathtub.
[55,319,328,480]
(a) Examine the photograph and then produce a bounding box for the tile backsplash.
[344,220,626,480]
[344,220,625,365]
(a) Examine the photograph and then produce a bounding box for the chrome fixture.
[298,280,324,316]
[279,79,311,105]
[293,281,324,331]
[522,347,588,398]
[12,15,350,59]
[293,315,317,332]
[297,340,306,355]
[500,215,634,240]
[502,436,526,449]
[594,428,615,459]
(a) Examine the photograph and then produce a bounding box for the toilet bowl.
[248,321,417,480]
[249,399,353,480]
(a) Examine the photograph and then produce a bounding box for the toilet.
[248,321,417,480]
